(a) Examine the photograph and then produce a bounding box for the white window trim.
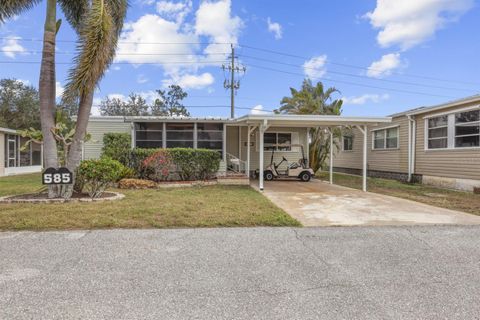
[371,126,399,151]
[425,110,480,151]
[341,134,354,152]
[263,131,293,152]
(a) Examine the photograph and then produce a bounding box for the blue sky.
[1,0,479,117]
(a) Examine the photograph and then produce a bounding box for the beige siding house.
[333,95,480,191]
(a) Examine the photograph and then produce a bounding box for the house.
[334,95,480,191]
[0,127,43,177]
[82,114,391,190]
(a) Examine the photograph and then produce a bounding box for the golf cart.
[255,144,315,182]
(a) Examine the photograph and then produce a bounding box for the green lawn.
[0,174,300,231]
[317,171,480,215]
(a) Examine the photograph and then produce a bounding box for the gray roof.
[389,94,480,118]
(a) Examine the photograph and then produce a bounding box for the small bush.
[142,150,173,182]
[102,133,131,165]
[129,148,160,178]
[118,178,157,189]
[77,158,126,198]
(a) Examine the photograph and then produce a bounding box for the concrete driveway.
[257,180,480,226]
[1,227,480,319]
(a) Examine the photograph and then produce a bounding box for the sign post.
[42,167,73,185]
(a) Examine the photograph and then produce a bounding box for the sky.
[0,0,479,118]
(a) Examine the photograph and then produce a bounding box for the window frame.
[342,135,353,152]
[263,132,293,152]
[371,126,399,151]
[424,107,480,151]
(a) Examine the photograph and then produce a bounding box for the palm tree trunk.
[39,0,59,198]
[63,90,94,198]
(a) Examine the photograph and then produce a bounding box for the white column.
[162,122,166,149]
[131,122,135,149]
[362,125,368,192]
[259,124,265,191]
[247,126,251,176]
[306,127,310,166]
[193,122,198,149]
[407,118,412,181]
[222,123,227,162]
[329,129,333,184]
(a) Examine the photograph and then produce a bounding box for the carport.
[234,114,392,191]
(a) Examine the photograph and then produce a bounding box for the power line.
[0,37,230,45]
[0,49,230,56]
[89,104,273,112]
[239,44,480,86]
[239,54,473,93]
[0,60,228,65]
[246,63,457,99]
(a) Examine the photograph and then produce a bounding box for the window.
[135,122,163,148]
[372,127,398,150]
[427,115,448,149]
[197,123,223,152]
[342,135,353,151]
[264,132,292,151]
[166,123,194,148]
[4,134,42,167]
[455,110,479,148]
[425,109,480,150]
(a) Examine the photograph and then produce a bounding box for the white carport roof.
[234,114,392,127]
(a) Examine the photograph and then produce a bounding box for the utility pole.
[222,44,246,118]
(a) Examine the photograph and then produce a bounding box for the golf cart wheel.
[300,172,311,182]
[264,171,274,181]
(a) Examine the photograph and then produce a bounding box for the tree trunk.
[63,90,94,198]
[39,0,59,198]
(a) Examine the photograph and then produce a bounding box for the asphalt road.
[1,226,480,319]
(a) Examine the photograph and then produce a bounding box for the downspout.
[407,115,416,182]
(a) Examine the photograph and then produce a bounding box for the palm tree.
[1,0,128,198]
[276,79,344,172]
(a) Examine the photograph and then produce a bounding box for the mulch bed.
[0,192,124,204]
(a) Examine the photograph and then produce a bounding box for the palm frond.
[58,0,89,32]
[63,0,127,101]
[0,0,40,23]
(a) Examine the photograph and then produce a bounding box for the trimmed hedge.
[102,133,131,165]
[129,148,220,181]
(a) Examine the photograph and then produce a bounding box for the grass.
[0,173,300,231]
[317,171,480,216]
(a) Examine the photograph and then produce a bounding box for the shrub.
[77,158,126,198]
[102,133,131,165]
[141,149,173,182]
[129,148,160,178]
[169,148,220,180]
[118,178,157,189]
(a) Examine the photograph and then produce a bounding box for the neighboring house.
[83,114,391,191]
[0,127,43,177]
[334,95,480,191]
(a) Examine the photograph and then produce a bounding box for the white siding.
[84,120,131,159]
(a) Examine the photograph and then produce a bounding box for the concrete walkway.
[256,180,480,226]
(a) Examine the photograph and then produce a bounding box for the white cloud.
[162,72,214,90]
[1,37,27,59]
[195,0,243,55]
[156,1,192,23]
[55,82,64,99]
[303,55,327,80]
[366,53,403,78]
[137,74,149,84]
[342,93,390,105]
[364,0,474,50]
[267,17,282,40]
[250,104,270,115]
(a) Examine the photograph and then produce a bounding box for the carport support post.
[329,129,333,184]
[247,126,251,176]
[355,125,368,192]
[259,121,267,191]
